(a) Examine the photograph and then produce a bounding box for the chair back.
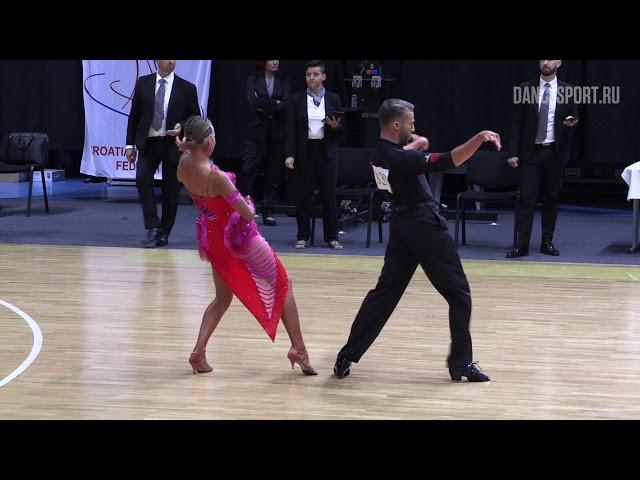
[466,150,519,191]
[337,148,375,186]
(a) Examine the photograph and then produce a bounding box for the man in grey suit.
[126,59,200,247]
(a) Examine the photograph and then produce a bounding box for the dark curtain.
[1,59,638,174]
[220,60,639,168]
[0,60,83,150]
[582,60,640,166]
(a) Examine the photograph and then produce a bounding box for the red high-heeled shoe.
[189,352,213,375]
[287,347,318,375]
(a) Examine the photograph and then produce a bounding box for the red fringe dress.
[189,165,288,341]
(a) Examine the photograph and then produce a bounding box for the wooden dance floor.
[1,243,639,419]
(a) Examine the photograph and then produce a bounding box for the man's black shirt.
[371,139,454,208]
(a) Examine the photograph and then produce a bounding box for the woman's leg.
[192,264,233,354]
[279,277,305,351]
[280,277,317,374]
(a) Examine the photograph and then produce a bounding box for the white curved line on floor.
[0,299,43,388]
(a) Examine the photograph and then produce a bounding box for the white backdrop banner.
[80,60,212,179]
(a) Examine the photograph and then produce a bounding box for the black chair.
[454,150,519,248]
[310,148,383,248]
[0,132,50,216]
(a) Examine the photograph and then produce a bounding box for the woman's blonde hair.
[183,116,215,149]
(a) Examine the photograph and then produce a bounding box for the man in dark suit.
[285,60,344,249]
[237,60,291,226]
[126,60,200,247]
[507,59,579,258]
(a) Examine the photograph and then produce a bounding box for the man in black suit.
[507,59,579,258]
[237,60,291,226]
[285,60,344,249]
[126,60,200,247]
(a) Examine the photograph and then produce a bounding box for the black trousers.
[515,145,563,248]
[337,205,473,369]
[136,136,181,235]
[295,139,338,243]
[237,135,285,217]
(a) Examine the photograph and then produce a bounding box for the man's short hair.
[305,60,325,73]
[378,99,414,127]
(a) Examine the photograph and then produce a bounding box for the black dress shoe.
[333,358,352,379]
[540,241,560,256]
[142,228,161,247]
[263,216,277,226]
[156,233,168,246]
[506,247,529,258]
[449,362,490,382]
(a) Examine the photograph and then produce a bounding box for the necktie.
[152,78,166,132]
[535,82,551,143]
[266,77,274,98]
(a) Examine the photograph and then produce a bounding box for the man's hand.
[479,130,502,150]
[125,147,137,163]
[166,123,182,137]
[406,134,430,151]
[563,116,578,128]
[285,157,295,169]
[507,156,519,168]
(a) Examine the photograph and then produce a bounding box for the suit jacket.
[126,73,200,153]
[285,90,343,163]
[246,73,291,142]
[508,78,579,165]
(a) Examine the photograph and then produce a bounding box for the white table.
[621,161,640,253]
